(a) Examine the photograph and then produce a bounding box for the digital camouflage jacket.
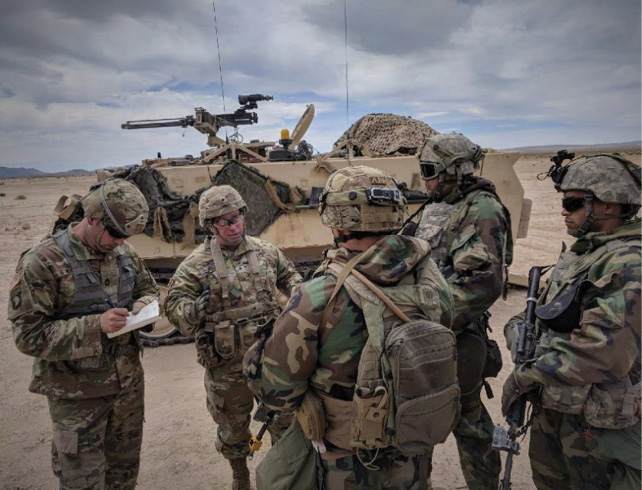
[8,224,159,399]
[165,235,301,367]
[246,235,454,412]
[415,180,512,333]
[513,220,641,426]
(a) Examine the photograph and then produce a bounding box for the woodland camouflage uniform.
[165,185,301,466]
[503,155,642,490]
[246,166,455,489]
[8,179,158,490]
[415,133,512,489]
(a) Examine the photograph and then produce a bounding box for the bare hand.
[100,308,129,334]
[131,301,145,315]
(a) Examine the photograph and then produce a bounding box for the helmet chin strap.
[569,192,595,238]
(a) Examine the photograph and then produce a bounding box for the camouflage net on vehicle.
[334,113,439,156]
[53,161,298,245]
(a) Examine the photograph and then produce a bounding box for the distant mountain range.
[0,166,92,179]
[500,140,641,153]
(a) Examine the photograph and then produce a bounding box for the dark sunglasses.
[104,224,128,239]
[213,213,244,228]
[561,197,585,213]
[419,162,439,179]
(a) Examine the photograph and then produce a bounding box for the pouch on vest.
[214,320,236,360]
[195,324,223,369]
[256,420,320,490]
[584,381,641,429]
[535,273,588,333]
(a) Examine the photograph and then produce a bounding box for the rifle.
[492,265,543,489]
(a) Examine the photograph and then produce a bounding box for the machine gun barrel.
[121,116,195,130]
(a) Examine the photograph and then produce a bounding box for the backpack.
[321,254,459,456]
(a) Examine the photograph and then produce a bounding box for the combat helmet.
[557,154,641,237]
[82,179,149,237]
[319,165,406,234]
[199,185,247,227]
[419,133,485,201]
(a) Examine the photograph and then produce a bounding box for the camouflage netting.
[53,161,297,244]
[334,113,439,156]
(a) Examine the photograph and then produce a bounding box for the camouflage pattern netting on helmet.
[420,133,486,177]
[334,113,439,156]
[319,165,407,232]
[558,154,642,206]
[199,185,247,226]
[82,178,149,236]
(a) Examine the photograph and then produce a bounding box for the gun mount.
[121,94,273,147]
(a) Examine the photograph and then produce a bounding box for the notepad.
[107,300,161,338]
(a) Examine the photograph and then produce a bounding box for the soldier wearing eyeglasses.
[165,184,301,490]
[8,179,159,489]
[502,154,641,489]
[410,133,513,489]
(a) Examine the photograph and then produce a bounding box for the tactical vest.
[416,185,513,273]
[317,258,459,457]
[198,239,280,368]
[30,230,139,400]
[53,230,136,319]
[535,236,641,428]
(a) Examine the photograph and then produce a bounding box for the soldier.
[245,166,455,489]
[411,133,512,489]
[502,154,641,489]
[8,179,159,489]
[164,185,301,490]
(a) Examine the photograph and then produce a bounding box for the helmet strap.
[570,192,595,238]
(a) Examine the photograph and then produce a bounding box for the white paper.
[107,300,161,338]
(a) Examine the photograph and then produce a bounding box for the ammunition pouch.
[584,381,641,429]
[541,384,591,414]
[456,330,487,395]
[295,390,327,441]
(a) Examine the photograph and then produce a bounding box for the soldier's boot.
[229,458,251,490]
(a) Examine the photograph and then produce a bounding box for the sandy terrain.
[1,151,640,490]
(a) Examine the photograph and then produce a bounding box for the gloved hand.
[186,284,211,325]
[504,318,522,363]
[501,367,537,416]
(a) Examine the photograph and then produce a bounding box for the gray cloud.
[0,0,639,172]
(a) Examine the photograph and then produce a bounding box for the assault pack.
[321,254,459,456]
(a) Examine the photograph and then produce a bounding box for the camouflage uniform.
[246,166,455,489]
[415,134,511,489]
[165,232,301,460]
[502,155,641,490]
[8,179,158,490]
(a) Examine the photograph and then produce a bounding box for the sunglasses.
[419,162,439,179]
[561,197,585,213]
[213,213,244,228]
[104,224,129,239]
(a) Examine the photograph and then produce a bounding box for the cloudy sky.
[0,0,640,172]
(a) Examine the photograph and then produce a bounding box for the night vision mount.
[538,149,576,186]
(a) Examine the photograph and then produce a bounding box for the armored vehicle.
[55,95,531,341]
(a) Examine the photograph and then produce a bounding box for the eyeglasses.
[419,162,440,179]
[104,223,128,239]
[561,197,585,213]
[213,213,244,228]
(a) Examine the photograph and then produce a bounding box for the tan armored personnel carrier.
[57,95,531,341]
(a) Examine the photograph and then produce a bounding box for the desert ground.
[1,150,640,490]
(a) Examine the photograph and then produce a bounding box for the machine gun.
[492,265,543,489]
[121,94,273,147]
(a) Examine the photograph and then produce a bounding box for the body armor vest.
[198,239,280,368]
[53,230,136,320]
[535,236,641,427]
